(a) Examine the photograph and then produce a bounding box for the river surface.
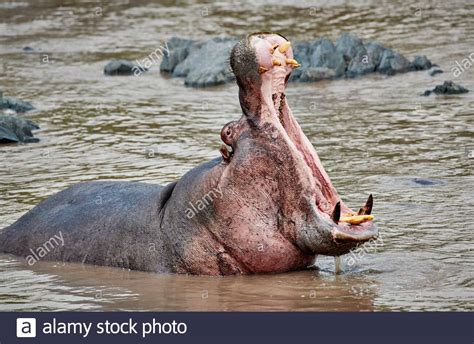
[0,0,473,311]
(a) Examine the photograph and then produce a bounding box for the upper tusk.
[285,58,301,68]
[279,41,291,53]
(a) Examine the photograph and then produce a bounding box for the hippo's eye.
[226,128,232,136]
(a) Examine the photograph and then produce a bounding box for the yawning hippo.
[0,33,377,275]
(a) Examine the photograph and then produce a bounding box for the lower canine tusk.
[332,201,341,223]
[358,194,373,215]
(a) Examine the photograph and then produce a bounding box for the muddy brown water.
[0,0,473,311]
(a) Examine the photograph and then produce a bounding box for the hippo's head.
[213,33,377,267]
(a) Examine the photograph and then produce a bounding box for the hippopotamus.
[0,33,377,275]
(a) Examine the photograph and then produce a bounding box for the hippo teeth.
[285,58,301,68]
[357,194,373,215]
[339,214,374,225]
[278,41,291,53]
[332,195,375,225]
[331,201,341,223]
[272,58,282,66]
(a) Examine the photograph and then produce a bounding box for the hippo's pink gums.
[0,33,377,275]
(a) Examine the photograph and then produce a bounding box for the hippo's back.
[0,181,175,272]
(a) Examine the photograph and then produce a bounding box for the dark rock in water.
[411,55,432,71]
[377,49,412,74]
[336,33,364,61]
[288,41,312,81]
[412,178,443,186]
[0,94,34,113]
[0,115,39,143]
[310,38,346,77]
[335,33,375,76]
[104,59,146,76]
[160,37,195,74]
[365,42,386,68]
[429,68,444,76]
[160,33,435,87]
[171,37,237,87]
[22,46,34,52]
[423,81,469,96]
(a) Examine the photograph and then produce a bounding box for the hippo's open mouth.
[248,33,378,249]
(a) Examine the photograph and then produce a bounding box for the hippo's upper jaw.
[226,33,378,258]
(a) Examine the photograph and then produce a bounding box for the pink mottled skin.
[165,33,378,274]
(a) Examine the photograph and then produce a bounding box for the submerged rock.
[311,38,346,77]
[336,33,375,77]
[0,91,34,113]
[160,34,434,87]
[0,115,39,143]
[104,59,146,76]
[423,81,469,96]
[377,49,412,74]
[166,37,237,87]
[412,178,444,186]
[411,55,432,70]
[160,37,195,74]
[428,68,444,76]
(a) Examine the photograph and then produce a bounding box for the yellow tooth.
[340,215,374,225]
[279,41,291,53]
[272,59,281,66]
[286,58,301,68]
[258,66,268,74]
